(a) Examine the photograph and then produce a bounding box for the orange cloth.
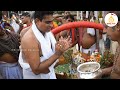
[52,21,58,29]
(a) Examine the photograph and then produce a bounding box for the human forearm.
[34,53,61,74]
[32,36,72,75]
[102,66,112,76]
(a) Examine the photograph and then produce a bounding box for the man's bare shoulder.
[20,26,32,39]
[23,25,32,31]
[21,28,36,44]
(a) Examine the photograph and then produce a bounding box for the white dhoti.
[19,20,58,79]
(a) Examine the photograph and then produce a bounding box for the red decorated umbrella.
[51,21,104,34]
[51,21,104,50]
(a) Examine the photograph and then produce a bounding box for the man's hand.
[58,36,72,50]
[93,69,103,79]
[55,36,72,56]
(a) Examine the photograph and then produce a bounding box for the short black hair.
[33,11,54,21]
[10,13,15,19]
[65,15,75,21]
[21,12,30,17]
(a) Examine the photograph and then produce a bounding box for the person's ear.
[35,18,41,23]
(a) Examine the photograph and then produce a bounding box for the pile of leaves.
[55,49,74,79]
[62,49,73,64]
[55,63,70,79]
[100,50,114,69]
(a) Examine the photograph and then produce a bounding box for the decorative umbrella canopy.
[51,21,104,34]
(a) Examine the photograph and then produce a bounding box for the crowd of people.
[0,11,120,79]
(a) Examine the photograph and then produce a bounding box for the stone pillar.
[86,11,89,18]
[94,11,98,20]
[77,11,80,20]
[80,11,83,20]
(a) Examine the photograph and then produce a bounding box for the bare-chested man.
[80,11,97,55]
[20,12,32,41]
[0,12,23,79]
[19,12,32,34]
[80,27,96,54]
[19,11,72,79]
